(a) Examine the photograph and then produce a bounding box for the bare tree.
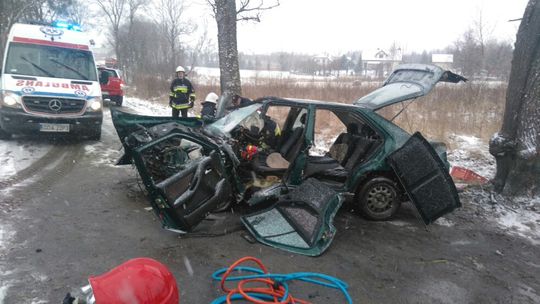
[185,25,212,74]
[489,0,540,195]
[207,0,279,97]
[94,0,127,66]
[153,0,195,74]
[122,0,145,81]
[236,0,280,22]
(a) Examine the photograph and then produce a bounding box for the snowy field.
[190,67,504,88]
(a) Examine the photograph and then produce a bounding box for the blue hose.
[211,266,353,304]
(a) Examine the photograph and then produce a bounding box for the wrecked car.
[111,64,465,256]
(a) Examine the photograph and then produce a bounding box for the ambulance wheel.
[356,177,401,221]
[0,128,12,140]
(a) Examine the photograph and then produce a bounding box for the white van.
[0,22,102,139]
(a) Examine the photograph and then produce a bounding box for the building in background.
[431,54,454,70]
[362,48,403,78]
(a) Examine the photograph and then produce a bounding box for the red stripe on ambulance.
[13,36,89,50]
[16,79,89,91]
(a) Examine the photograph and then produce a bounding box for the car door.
[131,132,231,231]
[387,132,461,225]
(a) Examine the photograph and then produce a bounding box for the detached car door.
[387,132,461,224]
[131,131,230,231]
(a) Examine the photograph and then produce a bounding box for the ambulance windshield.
[4,42,97,81]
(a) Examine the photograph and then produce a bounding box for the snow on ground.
[447,134,495,179]
[0,223,15,304]
[191,66,381,87]
[446,134,539,243]
[461,188,540,245]
[0,140,51,181]
[123,97,170,116]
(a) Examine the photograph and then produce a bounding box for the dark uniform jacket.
[169,78,194,106]
[200,102,217,118]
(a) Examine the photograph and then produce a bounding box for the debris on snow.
[461,186,540,245]
[447,134,496,180]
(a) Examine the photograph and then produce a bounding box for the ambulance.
[0,21,102,140]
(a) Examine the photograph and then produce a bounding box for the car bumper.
[102,90,123,97]
[0,107,102,135]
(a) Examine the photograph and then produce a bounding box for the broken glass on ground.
[242,178,343,256]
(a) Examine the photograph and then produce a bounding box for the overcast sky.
[194,0,528,55]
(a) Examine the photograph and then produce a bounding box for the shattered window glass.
[207,104,263,136]
[244,209,310,249]
[388,70,435,83]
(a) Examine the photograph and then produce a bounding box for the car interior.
[304,110,383,187]
[239,104,382,189]
[249,106,308,176]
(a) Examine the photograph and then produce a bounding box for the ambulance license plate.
[39,123,70,132]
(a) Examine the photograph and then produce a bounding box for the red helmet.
[88,258,179,304]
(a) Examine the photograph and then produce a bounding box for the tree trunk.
[489,0,540,195]
[214,0,242,97]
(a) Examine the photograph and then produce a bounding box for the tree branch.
[236,0,279,22]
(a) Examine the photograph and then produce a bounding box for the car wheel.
[0,128,12,140]
[356,177,400,220]
[116,96,123,107]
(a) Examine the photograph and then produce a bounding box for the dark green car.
[112,64,465,256]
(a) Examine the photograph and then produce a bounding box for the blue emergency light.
[52,20,82,31]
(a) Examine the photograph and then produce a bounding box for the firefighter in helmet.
[169,66,195,118]
[200,92,219,120]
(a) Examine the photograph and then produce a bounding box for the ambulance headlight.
[87,97,102,111]
[2,92,21,108]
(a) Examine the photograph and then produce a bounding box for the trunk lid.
[353,64,467,110]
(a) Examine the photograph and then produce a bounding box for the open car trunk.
[354,64,467,110]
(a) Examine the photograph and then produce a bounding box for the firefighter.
[200,92,219,119]
[232,94,254,108]
[169,66,195,118]
[260,114,281,149]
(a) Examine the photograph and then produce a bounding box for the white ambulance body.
[0,22,102,139]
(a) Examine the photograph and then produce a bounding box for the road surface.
[0,102,539,303]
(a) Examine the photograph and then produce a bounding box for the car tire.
[0,127,12,140]
[356,177,401,221]
[116,96,123,107]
